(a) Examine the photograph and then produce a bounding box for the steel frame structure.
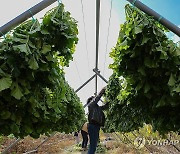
[1,0,180,153]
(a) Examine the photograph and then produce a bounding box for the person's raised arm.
[87,87,106,109]
[93,87,106,104]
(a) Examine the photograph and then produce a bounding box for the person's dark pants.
[81,130,88,148]
[88,124,100,154]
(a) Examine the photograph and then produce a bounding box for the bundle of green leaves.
[0,4,85,138]
[105,4,180,134]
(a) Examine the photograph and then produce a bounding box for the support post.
[0,0,57,36]
[95,0,101,95]
[95,74,98,96]
[95,0,100,69]
[93,68,108,83]
[126,0,180,37]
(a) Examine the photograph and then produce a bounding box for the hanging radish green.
[0,4,85,138]
[104,4,180,134]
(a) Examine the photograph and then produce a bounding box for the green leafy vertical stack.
[105,4,180,134]
[0,4,85,138]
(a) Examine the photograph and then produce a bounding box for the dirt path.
[1,133,180,154]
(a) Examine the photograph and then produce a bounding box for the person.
[81,122,89,151]
[87,87,109,154]
[74,131,80,144]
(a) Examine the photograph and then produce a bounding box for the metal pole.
[95,0,101,95]
[2,138,21,154]
[95,0,100,69]
[0,0,57,36]
[75,74,96,93]
[126,0,180,37]
[95,74,98,96]
[93,68,108,83]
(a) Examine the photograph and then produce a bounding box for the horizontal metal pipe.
[0,0,57,36]
[126,0,180,37]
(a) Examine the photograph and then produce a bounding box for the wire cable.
[0,30,6,39]
[57,0,61,4]
[158,16,163,22]
[101,0,113,87]
[132,0,137,6]
[28,10,36,22]
[74,59,83,85]
[80,0,90,78]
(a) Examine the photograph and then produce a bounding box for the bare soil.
[0,133,180,154]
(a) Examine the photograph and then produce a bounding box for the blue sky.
[142,0,180,25]
[113,0,180,26]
